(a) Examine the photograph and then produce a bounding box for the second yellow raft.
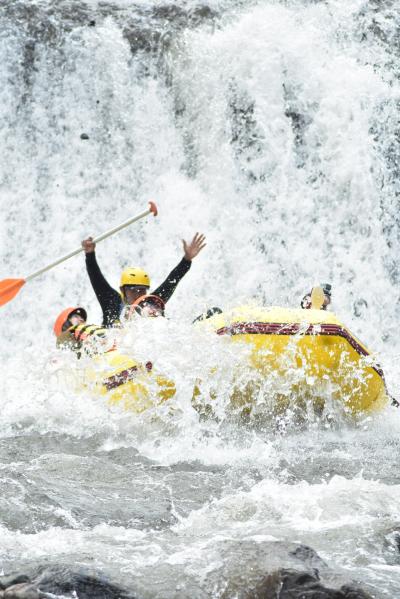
[198,305,389,417]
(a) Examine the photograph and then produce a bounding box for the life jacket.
[57,323,115,357]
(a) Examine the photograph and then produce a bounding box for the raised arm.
[182,233,206,261]
[152,233,206,303]
[82,237,122,326]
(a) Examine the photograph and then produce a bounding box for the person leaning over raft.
[53,306,112,357]
[81,232,206,327]
[54,297,166,356]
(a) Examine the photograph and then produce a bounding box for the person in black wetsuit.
[81,233,206,327]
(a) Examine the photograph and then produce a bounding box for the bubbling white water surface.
[1,0,400,597]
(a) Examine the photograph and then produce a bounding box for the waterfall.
[1,3,400,597]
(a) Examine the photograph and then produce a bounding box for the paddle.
[0,201,158,307]
[310,286,325,310]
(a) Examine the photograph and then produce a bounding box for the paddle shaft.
[25,204,156,282]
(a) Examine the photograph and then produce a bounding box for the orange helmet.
[127,294,165,319]
[53,307,87,337]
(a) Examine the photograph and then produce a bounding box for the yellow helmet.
[120,267,150,288]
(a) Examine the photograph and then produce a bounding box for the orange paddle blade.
[0,278,26,306]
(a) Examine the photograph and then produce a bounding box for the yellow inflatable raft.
[55,321,175,414]
[198,305,389,417]
[84,350,176,413]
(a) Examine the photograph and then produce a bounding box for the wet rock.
[228,82,266,184]
[0,561,374,599]
[382,528,400,564]
[248,569,373,598]
[353,298,368,318]
[3,584,39,599]
[122,24,158,54]
[340,586,373,599]
[0,567,137,599]
[290,544,328,569]
[211,540,374,599]
[391,530,400,552]
[1,1,218,58]
[80,133,90,140]
[250,569,338,598]
[0,577,30,592]
[33,566,136,599]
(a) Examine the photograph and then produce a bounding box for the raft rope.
[103,366,139,391]
[102,361,153,391]
[216,322,385,379]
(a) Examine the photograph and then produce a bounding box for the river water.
[1,0,400,597]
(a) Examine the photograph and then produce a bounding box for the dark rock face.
[3,583,40,599]
[0,0,218,57]
[227,545,374,599]
[0,549,375,599]
[356,2,400,281]
[0,567,137,599]
[0,577,30,591]
[289,543,328,569]
[247,569,373,599]
[34,566,136,599]
[0,0,219,120]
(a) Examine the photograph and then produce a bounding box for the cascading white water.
[1,1,400,597]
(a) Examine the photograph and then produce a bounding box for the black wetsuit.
[85,252,191,327]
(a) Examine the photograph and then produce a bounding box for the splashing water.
[1,0,400,596]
